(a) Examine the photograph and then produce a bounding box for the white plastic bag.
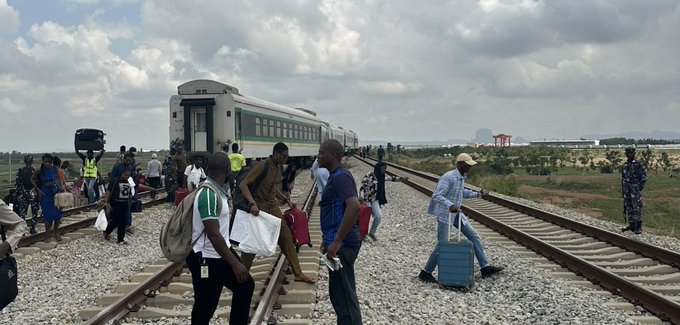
[235,210,281,257]
[94,209,108,231]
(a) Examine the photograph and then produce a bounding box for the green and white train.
[169,79,358,165]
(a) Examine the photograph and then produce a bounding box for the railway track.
[356,156,680,324]
[80,181,321,325]
[16,190,166,248]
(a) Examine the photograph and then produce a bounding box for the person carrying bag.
[1,199,27,310]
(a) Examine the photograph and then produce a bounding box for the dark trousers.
[229,171,239,194]
[186,250,254,325]
[105,201,128,242]
[148,177,161,199]
[328,246,362,325]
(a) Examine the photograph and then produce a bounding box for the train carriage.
[169,79,357,165]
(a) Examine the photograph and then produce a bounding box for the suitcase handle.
[447,212,462,243]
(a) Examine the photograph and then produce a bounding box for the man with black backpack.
[15,155,40,234]
[237,142,315,284]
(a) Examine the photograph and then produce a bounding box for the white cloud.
[0,97,24,112]
[0,0,679,152]
[0,0,19,35]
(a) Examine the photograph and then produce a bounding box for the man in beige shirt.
[1,199,28,257]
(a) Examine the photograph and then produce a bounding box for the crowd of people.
[1,139,651,325]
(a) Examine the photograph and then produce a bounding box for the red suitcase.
[284,207,312,251]
[174,188,189,206]
[359,204,371,240]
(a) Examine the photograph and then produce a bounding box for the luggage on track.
[74,128,106,151]
[174,188,189,206]
[437,212,475,290]
[54,192,75,210]
[283,207,312,252]
[358,203,371,240]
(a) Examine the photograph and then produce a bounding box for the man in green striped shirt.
[186,153,254,325]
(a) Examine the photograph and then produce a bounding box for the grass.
[383,153,680,239]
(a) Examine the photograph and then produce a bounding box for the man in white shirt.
[184,157,207,191]
[187,153,253,325]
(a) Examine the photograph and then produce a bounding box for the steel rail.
[83,262,186,325]
[250,182,318,325]
[354,155,680,324]
[18,193,166,247]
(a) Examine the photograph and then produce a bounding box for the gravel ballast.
[312,164,635,325]
[0,207,170,324]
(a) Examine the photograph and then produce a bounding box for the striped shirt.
[191,178,231,258]
[427,169,480,224]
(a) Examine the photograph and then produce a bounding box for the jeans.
[186,250,254,325]
[424,217,488,273]
[328,246,362,325]
[85,177,97,204]
[368,200,382,236]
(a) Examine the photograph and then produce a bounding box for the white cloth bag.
[94,209,108,231]
[232,209,281,257]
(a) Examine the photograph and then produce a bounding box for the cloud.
[0,0,19,35]
[0,97,24,112]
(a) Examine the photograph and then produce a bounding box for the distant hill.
[583,130,680,140]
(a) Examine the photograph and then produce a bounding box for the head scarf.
[374,161,388,205]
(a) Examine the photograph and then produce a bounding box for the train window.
[276,121,281,137]
[255,117,261,137]
[269,120,274,138]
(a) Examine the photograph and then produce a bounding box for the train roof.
[178,79,320,122]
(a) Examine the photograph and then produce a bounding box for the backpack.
[232,160,269,212]
[159,181,224,262]
[18,167,33,189]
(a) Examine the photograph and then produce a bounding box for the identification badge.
[200,259,209,279]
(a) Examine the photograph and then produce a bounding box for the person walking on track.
[238,142,315,284]
[317,139,363,324]
[31,154,63,242]
[76,148,105,204]
[359,161,406,241]
[621,146,647,234]
[186,153,254,325]
[419,153,504,284]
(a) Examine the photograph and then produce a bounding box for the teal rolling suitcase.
[437,212,475,290]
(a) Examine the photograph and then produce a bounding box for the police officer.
[621,147,647,234]
[15,155,40,234]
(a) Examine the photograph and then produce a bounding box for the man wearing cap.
[419,153,504,284]
[621,147,647,234]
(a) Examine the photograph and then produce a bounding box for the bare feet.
[294,273,315,284]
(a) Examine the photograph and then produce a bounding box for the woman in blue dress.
[31,154,63,242]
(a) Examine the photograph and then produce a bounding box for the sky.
[1,0,679,152]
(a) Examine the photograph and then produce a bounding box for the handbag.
[0,226,19,310]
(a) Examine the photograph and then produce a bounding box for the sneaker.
[117,240,128,245]
[29,226,37,235]
[418,270,437,284]
[103,232,111,241]
[481,265,505,278]
[367,234,378,241]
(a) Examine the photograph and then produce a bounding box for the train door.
[180,98,215,152]
[192,108,208,151]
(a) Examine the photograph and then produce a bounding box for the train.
[169,79,358,166]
